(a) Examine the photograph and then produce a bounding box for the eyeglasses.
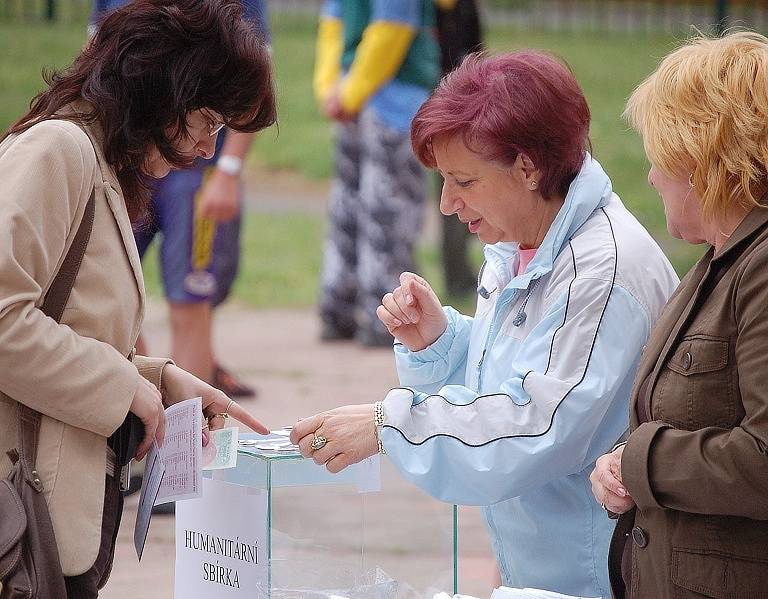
[201,110,225,137]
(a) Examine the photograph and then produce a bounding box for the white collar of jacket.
[484,153,612,292]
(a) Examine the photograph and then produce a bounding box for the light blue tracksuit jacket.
[380,156,679,598]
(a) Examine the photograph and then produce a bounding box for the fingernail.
[618,487,627,497]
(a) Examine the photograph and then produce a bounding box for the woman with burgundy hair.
[292,51,678,596]
[0,1,273,596]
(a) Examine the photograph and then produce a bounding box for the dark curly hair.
[4,0,276,220]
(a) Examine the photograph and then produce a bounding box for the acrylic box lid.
[222,431,380,491]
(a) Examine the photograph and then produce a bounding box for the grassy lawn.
[0,11,704,309]
[259,12,704,273]
[138,211,325,307]
[140,211,445,309]
[0,21,87,129]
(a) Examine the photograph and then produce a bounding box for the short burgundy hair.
[411,51,590,199]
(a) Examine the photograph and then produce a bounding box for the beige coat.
[0,116,170,576]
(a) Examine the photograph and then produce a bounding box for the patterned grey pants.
[319,108,426,338]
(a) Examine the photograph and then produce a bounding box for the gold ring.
[310,435,328,451]
[223,399,235,419]
[208,413,229,421]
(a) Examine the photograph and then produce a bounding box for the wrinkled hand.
[161,364,268,440]
[590,445,635,515]
[289,404,378,473]
[129,376,166,461]
[376,272,447,352]
[197,168,241,222]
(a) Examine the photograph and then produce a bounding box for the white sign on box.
[175,478,268,598]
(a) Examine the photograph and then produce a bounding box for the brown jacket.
[610,205,768,599]
[0,116,170,576]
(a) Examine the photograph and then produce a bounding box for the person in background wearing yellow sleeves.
[315,0,440,347]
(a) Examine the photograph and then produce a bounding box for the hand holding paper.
[160,363,269,434]
[129,375,167,461]
[135,397,204,560]
[134,396,250,560]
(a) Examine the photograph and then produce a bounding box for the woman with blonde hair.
[590,31,768,598]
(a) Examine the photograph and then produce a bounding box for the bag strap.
[18,191,96,469]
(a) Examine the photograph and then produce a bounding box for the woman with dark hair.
[0,1,275,596]
[291,51,678,597]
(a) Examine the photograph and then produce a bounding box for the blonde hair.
[625,31,768,221]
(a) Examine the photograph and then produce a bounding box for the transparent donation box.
[205,432,457,599]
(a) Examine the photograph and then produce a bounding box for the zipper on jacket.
[512,277,541,327]
[476,275,541,391]
[477,322,495,391]
[477,293,509,391]
[477,349,487,387]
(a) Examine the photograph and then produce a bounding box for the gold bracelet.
[374,401,386,454]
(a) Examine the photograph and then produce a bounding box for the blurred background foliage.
[3,0,759,307]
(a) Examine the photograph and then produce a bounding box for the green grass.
[141,210,467,309]
[0,13,704,310]
[0,21,87,129]
[141,211,324,307]
[251,14,334,179]
[257,13,705,275]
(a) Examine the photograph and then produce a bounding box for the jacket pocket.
[655,335,736,429]
[667,335,728,375]
[672,548,768,598]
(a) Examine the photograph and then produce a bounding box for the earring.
[688,173,694,188]
[530,181,538,190]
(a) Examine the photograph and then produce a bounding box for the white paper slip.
[238,432,300,454]
[433,589,599,599]
[492,588,600,599]
[134,444,165,560]
[133,397,205,559]
[203,426,239,470]
[155,396,203,504]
